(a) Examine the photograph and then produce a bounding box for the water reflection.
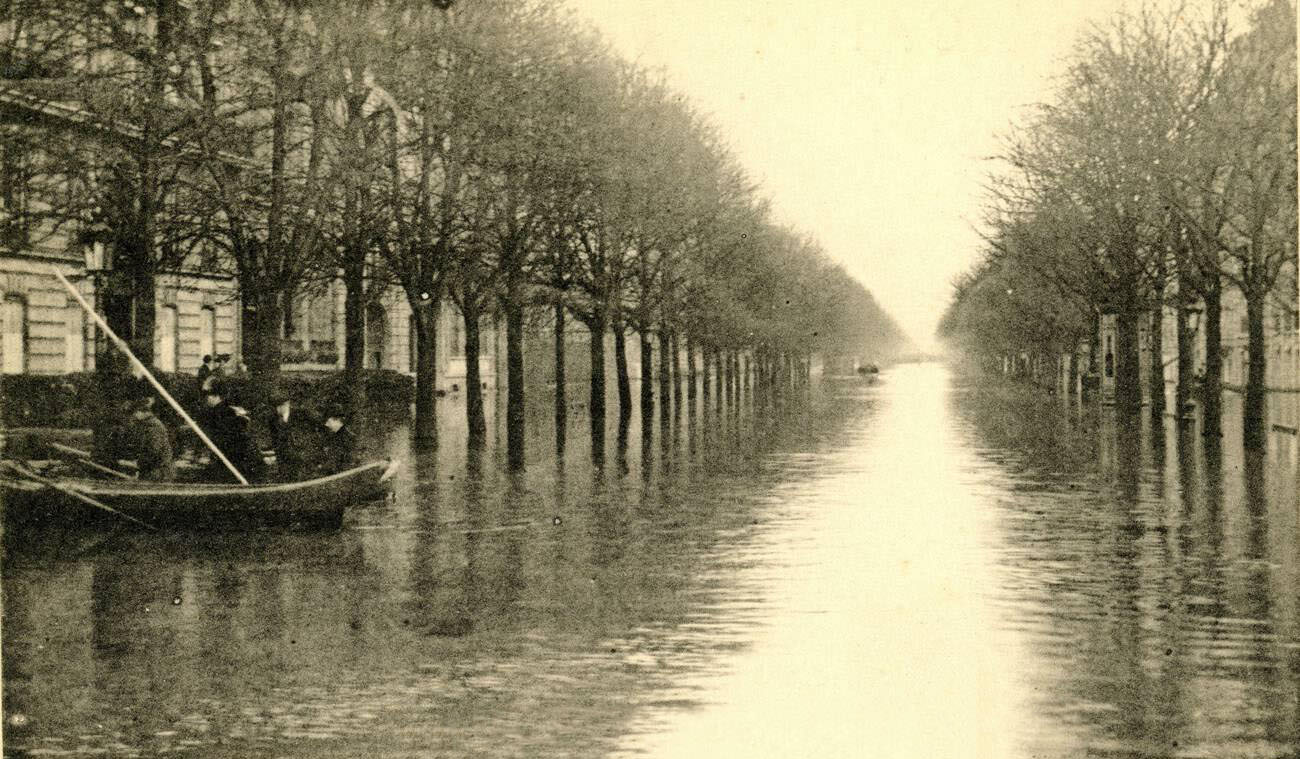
[6,367,1300,757]
[947,377,1300,758]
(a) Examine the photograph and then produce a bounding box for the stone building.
[1094,282,1299,432]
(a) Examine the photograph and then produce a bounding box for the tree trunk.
[505,301,524,471]
[676,332,686,415]
[723,350,734,409]
[701,343,712,410]
[463,303,485,447]
[658,329,671,433]
[686,338,698,403]
[343,256,366,411]
[589,314,607,461]
[716,349,727,413]
[411,299,438,447]
[130,266,157,369]
[1202,282,1223,438]
[640,334,654,431]
[242,289,282,400]
[1175,301,1192,422]
[1243,288,1268,450]
[1067,349,1079,397]
[1148,305,1166,419]
[554,302,567,455]
[613,317,632,422]
[1114,309,1142,415]
[738,352,747,401]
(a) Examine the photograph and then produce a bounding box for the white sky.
[564,0,1138,350]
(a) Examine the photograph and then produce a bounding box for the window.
[2,295,26,374]
[65,306,84,373]
[199,305,216,362]
[156,304,178,372]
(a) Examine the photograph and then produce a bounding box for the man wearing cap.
[268,393,315,481]
[319,407,358,475]
[124,397,176,482]
[195,381,265,482]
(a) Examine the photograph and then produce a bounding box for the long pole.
[53,269,249,484]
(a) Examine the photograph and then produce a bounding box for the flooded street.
[5,362,1300,757]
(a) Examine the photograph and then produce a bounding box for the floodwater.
[3,362,1299,757]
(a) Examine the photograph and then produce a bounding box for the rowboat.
[1,460,399,530]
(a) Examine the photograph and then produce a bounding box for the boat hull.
[2,461,392,530]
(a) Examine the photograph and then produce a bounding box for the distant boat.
[1,460,398,530]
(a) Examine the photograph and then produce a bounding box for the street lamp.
[82,221,112,275]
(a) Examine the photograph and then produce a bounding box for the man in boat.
[267,392,315,481]
[124,396,176,482]
[319,407,358,475]
[195,381,265,483]
[196,354,212,387]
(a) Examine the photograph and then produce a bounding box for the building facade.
[1094,283,1300,432]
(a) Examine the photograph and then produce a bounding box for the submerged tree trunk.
[658,329,671,432]
[589,314,607,462]
[701,343,712,409]
[1114,309,1142,416]
[343,256,366,411]
[640,334,654,431]
[129,266,157,370]
[505,301,524,470]
[554,303,567,455]
[1243,288,1268,450]
[723,350,734,409]
[670,332,682,417]
[1202,282,1223,438]
[411,298,438,446]
[686,338,698,403]
[613,317,632,422]
[1175,301,1192,422]
[242,288,283,400]
[722,345,733,413]
[463,304,485,447]
[1148,304,1166,419]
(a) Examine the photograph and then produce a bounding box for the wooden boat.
[1,460,399,530]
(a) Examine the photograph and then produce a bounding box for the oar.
[49,442,143,475]
[72,457,135,480]
[48,442,133,480]
[1,461,155,529]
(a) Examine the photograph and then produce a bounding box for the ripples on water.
[5,364,1300,758]
[948,373,1300,759]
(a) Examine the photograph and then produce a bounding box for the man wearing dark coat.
[195,382,265,483]
[196,354,212,387]
[268,394,315,481]
[319,408,358,475]
[124,397,176,482]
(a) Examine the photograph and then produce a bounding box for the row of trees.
[939,0,1297,448]
[3,0,904,468]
